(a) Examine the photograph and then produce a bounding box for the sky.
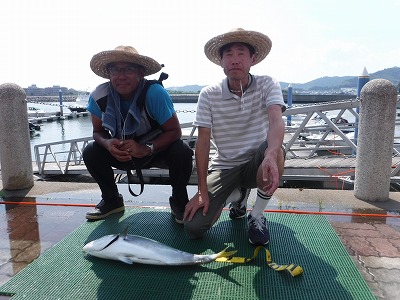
[1,0,398,91]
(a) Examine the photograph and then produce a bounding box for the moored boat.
[68,105,87,113]
[29,122,41,135]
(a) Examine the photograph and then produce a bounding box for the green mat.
[0,208,375,300]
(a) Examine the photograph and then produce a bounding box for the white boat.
[68,104,87,113]
[27,106,47,117]
[68,91,89,113]
[75,91,89,103]
[27,104,62,119]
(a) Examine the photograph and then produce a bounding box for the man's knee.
[183,220,209,240]
[166,140,194,172]
[82,142,95,162]
[83,142,111,168]
[184,222,204,240]
[170,140,193,159]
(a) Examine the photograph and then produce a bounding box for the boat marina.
[29,97,400,190]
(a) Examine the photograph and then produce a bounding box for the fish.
[82,227,237,266]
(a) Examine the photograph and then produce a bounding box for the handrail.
[33,123,196,175]
[33,99,400,177]
[282,98,360,158]
[34,136,94,174]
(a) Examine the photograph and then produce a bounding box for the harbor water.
[29,102,198,154]
[29,101,400,154]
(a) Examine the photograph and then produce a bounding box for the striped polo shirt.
[193,74,286,170]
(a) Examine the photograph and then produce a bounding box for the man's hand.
[184,192,209,221]
[105,139,151,162]
[260,155,280,196]
[117,140,149,158]
[105,138,131,161]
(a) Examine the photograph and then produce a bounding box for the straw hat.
[204,28,272,65]
[90,45,162,78]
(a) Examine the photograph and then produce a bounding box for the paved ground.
[1,175,400,299]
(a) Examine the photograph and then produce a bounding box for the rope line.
[0,201,399,218]
[317,166,355,190]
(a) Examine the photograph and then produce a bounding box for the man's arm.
[150,113,181,153]
[265,105,284,158]
[195,127,211,197]
[259,104,285,195]
[92,115,111,146]
[184,126,211,220]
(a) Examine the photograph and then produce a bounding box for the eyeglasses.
[108,65,140,76]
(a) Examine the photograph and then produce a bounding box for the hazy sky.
[1,0,398,91]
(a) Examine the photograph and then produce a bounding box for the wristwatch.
[145,143,154,156]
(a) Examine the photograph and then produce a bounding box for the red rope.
[1,201,399,218]
[262,209,400,218]
[0,201,95,207]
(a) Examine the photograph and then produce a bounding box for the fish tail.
[216,247,237,260]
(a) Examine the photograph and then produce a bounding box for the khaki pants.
[184,141,269,239]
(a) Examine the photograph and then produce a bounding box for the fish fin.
[122,226,129,240]
[119,256,135,265]
[215,247,237,262]
[100,235,119,250]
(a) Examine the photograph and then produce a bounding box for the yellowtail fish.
[83,227,236,266]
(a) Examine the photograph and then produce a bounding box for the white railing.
[33,99,400,176]
[33,122,196,175]
[284,98,400,158]
[34,136,92,175]
[283,99,360,158]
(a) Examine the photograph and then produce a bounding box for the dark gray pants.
[83,139,193,211]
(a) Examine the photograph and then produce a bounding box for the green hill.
[280,66,400,91]
[167,67,400,92]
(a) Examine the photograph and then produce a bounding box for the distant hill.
[166,66,400,92]
[281,76,355,90]
[281,66,400,91]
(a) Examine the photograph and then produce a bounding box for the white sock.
[250,189,271,219]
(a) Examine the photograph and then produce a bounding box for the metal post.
[354,79,397,201]
[59,89,64,116]
[353,67,369,154]
[0,83,34,189]
[287,84,292,126]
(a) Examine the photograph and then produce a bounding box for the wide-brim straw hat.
[90,45,162,78]
[204,28,272,65]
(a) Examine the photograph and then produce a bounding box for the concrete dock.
[0,173,400,299]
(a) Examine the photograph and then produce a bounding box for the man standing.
[184,28,286,245]
[83,45,193,222]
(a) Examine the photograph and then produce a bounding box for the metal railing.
[284,98,400,158]
[33,99,400,176]
[34,136,92,175]
[283,99,360,158]
[33,122,197,175]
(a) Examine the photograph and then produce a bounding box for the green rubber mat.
[0,208,375,300]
